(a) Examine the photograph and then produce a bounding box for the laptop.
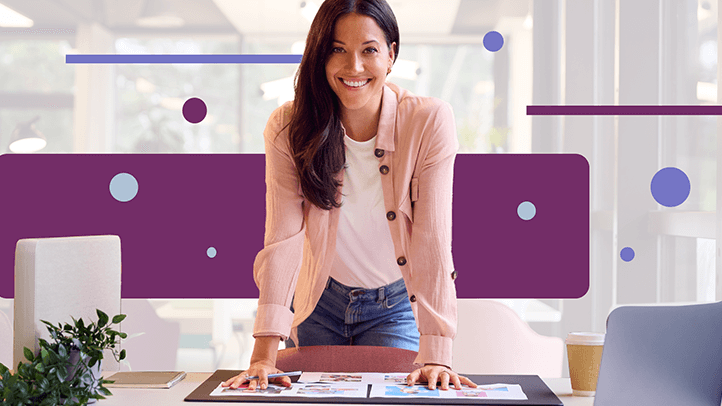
[594,301,722,406]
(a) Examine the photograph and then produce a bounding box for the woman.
[223,0,475,391]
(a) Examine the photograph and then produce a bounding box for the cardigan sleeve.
[407,100,459,368]
[252,103,306,340]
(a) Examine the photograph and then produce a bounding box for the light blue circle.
[109,173,138,202]
[483,31,504,52]
[620,247,635,262]
[207,247,217,258]
[517,201,536,220]
[650,167,690,207]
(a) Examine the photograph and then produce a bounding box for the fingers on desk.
[221,372,292,390]
[274,376,293,387]
[458,374,478,388]
[222,372,248,389]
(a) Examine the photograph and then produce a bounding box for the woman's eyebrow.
[332,39,380,45]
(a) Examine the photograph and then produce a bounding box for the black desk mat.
[184,370,563,405]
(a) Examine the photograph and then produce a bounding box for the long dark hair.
[288,0,400,210]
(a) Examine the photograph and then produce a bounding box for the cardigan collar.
[374,84,398,153]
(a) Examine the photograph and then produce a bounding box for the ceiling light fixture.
[9,116,47,153]
[300,1,319,23]
[136,0,185,28]
[0,2,33,27]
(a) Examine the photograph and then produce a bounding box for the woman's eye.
[332,47,344,53]
[364,47,378,53]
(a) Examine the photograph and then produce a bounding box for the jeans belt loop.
[325,277,332,290]
[378,286,386,303]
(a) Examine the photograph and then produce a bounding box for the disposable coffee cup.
[566,332,605,397]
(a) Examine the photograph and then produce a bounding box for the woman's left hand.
[406,364,478,390]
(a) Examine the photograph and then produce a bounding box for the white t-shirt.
[329,134,403,288]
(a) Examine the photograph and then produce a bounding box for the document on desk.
[369,383,528,400]
[300,372,407,384]
[209,382,368,398]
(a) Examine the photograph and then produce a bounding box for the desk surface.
[98,373,594,406]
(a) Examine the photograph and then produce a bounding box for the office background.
[0,0,718,376]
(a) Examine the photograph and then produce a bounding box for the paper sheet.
[370,383,528,400]
[300,372,389,384]
[210,383,295,397]
[209,382,368,398]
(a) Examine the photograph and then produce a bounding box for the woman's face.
[325,12,395,116]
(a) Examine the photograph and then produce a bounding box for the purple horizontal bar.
[527,105,722,116]
[66,54,302,64]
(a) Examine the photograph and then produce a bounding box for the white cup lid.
[566,332,605,345]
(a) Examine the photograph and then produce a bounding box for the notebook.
[105,371,186,388]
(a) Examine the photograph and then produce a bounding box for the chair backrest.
[14,235,122,370]
[276,345,418,373]
[595,301,722,406]
[453,299,563,377]
[0,310,12,368]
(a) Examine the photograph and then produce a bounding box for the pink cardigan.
[252,82,459,368]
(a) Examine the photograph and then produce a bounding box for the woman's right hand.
[221,336,290,390]
[221,360,292,390]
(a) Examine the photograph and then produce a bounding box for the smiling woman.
[223,0,475,394]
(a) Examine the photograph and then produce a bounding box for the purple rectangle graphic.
[0,154,588,299]
[527,105,722,115]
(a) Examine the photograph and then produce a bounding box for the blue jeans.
[286,277,420,351]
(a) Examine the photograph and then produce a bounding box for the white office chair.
[0,310,12,368]
[453,299,563,377]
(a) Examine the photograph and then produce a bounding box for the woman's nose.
[345,53,363,73]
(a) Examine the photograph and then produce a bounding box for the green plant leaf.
[57,344,67,358]
[119,332,128,339]
[111,314,127,324]
[34,363,45,373]
[23,347,34,362]
[96,309,109,327]
[119,349,126,360]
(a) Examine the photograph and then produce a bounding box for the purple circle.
[182,97,207,124]
[483,31,504,52]
[620,247,635,262]
[650,167,690,207]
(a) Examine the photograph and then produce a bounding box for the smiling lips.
[340,78,371,88]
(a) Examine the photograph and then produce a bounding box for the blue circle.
[517,201,536,220]
[207,247,217,258]
[650,167,690,207]
[620,247,635,262]
[109,173,138,202]
[483,31,504,52]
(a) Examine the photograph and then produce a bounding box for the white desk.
[99,373,594,406]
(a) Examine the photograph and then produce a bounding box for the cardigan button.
[375,149,385,158]
[379,165,390,175]
[397,256,407,266]
[451,270,458,280]
[386,211,396,221]
[409,295,416,303]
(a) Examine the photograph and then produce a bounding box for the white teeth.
[342,79,370,87]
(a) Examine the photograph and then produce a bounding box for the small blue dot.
[650,167,690,207]
[517,201,536,220]
[109,173,138,202]
[620,247,635,262]
[207,247,217,258]
[483,31,504,52]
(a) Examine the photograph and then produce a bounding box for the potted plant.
[0,309,127,405]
